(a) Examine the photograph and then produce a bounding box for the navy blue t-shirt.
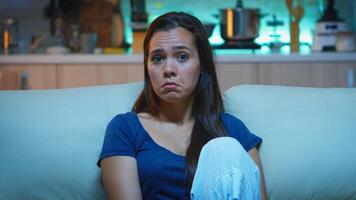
[97,112,262,199]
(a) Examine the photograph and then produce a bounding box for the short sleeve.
[97,113,137,167]
[221,113,262,151]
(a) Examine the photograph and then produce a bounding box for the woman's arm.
[248,147,267,200]
[101,156,143,200]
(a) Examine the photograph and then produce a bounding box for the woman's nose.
[163,59,177,77]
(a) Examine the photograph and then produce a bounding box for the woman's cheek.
[148,70,161,91]
[149,70,158,84]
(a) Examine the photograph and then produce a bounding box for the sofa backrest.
[1,82,356,200]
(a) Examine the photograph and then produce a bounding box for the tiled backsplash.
[1,0,355,53]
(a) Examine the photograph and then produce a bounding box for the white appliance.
[312,0,348,52]
[312,21,348,51]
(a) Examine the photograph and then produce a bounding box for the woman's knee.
[201,137,245,157]
[199,137,258,171]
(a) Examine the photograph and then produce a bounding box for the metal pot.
[220,1,261,41]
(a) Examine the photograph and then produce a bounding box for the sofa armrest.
[0,82,143,199]
[223,85,356,200]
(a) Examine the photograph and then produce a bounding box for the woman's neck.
[158,98,194,124]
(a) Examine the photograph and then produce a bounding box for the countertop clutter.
[1,0,355,56]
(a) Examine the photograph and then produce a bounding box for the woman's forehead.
[149,27,196,52]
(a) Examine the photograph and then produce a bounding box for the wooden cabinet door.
[56,64,144,88]
[258,62,356,87]
[0,65,56,90]
[217,63,259,93]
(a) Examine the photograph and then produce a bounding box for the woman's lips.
[162,82,179,90]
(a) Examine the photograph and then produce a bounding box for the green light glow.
[208,25,224,45]
[209,26,312,46]
[300,31,313,43]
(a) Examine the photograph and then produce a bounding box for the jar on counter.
[336,32,356,52]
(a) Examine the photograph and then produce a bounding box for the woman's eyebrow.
[173,45,192,52]
[149,48,164,55]
[149,45,192,55]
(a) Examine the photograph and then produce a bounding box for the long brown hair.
[132,11,226,189]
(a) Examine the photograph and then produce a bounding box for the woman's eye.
[151,55,163,63]
[177,53,189,62]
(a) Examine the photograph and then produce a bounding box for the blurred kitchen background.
[0,0,356,91]
[0,0,355,54]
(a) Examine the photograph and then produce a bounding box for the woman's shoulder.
[108,112,140,129]
[220,112,251,134]
[220,112,262,151]
[112,111,136,119]
[220,112,244,125]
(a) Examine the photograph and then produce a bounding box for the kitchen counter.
[1,52,356,65]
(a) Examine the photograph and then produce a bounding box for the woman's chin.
[161,96,181,103]
[159,93,186,104]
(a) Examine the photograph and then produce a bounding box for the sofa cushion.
[223,85,356,200]
[0,82,143,199]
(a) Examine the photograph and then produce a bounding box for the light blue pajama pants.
[190,137,261,200]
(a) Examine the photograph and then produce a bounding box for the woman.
[97,12,267,200]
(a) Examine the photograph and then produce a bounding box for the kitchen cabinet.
[216,63,259,92]
[1,53,355,91]
[56,64,143,88]
[56,62,356,92]
[258,62,355,88]
[0,64,56,90]
[216,53,356,90]
[217,62,355,92]
[0,54,144,90]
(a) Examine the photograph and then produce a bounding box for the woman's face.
[147,27,201,104]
